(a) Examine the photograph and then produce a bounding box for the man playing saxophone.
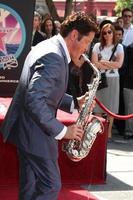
[0,12,98,200]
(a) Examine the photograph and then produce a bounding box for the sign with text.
[0,1,35,96]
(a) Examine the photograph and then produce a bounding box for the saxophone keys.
[82,139,90,149]
[79,149,87,157]
[71,149,79,157]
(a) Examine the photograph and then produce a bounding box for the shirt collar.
[57,34,71,64]
[124,24,133,30]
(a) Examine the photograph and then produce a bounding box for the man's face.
[70,31,95,67]
[123,11,133,26]
[33,16,41,30]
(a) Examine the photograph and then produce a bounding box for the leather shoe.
[124,135,133,140]
[108,138,113,143]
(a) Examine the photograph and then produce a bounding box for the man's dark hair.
[116,16,123,21]
[122,8,133,16]
[60,12,98,38]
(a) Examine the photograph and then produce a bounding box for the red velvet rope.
[95,97,133,120]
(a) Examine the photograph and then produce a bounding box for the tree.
[115,0,133,16]
[64,0,73,19]
[45,0,60,20]
[45,0,73,21]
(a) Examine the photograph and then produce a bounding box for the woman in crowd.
[41,16,56,39]
[91,23,124,141]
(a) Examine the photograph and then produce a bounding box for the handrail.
[95,97,133,120]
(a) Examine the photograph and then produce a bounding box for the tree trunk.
[45,0,60,21]
[45,0,74,21]
[64,0,73,19]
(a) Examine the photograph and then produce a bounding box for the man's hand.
[63,124,83,141]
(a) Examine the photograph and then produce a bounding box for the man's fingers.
[64,124,84,140]
[75,135,82,141]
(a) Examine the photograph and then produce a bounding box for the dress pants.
[114,75,125,134]
[18,149,61,200]
[123,88,133,136]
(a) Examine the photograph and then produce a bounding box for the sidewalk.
[82,131,133,200]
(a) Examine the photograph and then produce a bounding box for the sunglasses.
[103,30,112,35]
[123,14,132,18]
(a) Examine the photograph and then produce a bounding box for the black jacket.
[124,43,133,89]
[32,30,46,46]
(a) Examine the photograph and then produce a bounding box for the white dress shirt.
[122,24,133,46]
[55,34,74,140]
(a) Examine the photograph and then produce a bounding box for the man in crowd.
[32,11,46,46]
[121,8,133,138]
[114,25,127,135]
[122,8,133,46]
[123,42,133,139]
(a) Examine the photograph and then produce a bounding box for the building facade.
[53,0,116,17]
[36,0,116,18]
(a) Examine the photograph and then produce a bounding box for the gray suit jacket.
[0,35,73,159]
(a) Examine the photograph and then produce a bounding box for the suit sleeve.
[59,93,73,113]
[24,53,67,138]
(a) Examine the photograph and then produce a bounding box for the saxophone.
[63,54,104,161]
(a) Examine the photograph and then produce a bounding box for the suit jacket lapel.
[57,41,69,91]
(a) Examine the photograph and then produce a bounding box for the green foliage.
[115,0,133,16]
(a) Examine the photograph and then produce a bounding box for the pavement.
[82,129,133,200]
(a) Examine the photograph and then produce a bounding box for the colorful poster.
[0,1,35,96]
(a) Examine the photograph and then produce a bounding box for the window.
[101,10,108,16]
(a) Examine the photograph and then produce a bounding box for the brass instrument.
[63,54,104,161]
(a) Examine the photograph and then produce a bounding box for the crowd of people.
[1,8,133,200]
[31,8,133,142]
[32,11,61,46]
[94,8,133,140]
